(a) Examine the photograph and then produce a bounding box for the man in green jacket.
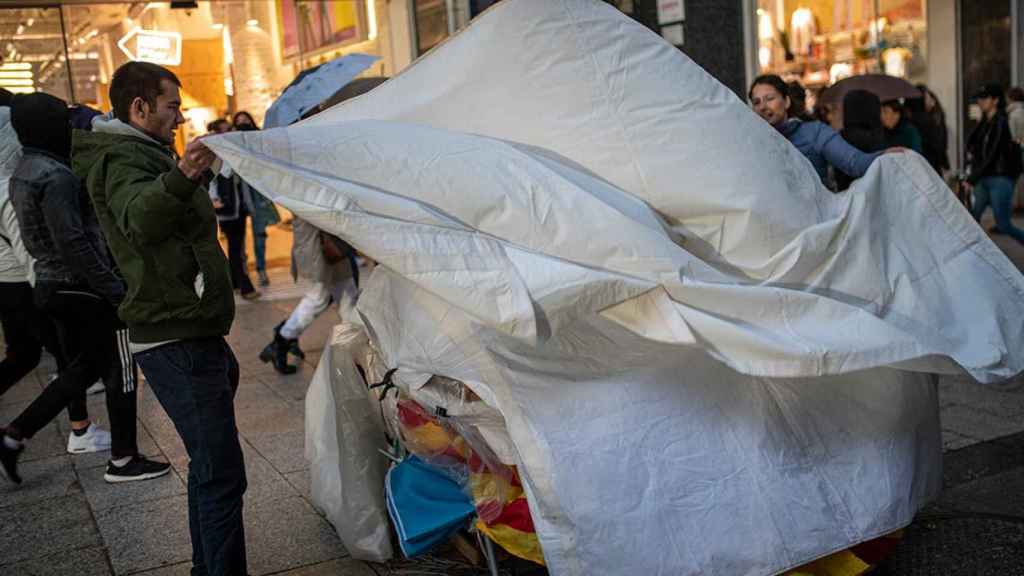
[73,62,248,576]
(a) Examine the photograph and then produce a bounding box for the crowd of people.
[748,74,1024,240]
[3,52,1024,576]
[0,62,247,575]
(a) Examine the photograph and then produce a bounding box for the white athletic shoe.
[86,380,105,395]
[67,423,112,454]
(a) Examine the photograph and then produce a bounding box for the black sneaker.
[0,437,24,485]
[103,455,171,484]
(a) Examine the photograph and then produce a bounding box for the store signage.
[117,28,182,66]
[657,0,685,25]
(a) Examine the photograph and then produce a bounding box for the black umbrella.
[820,74,921,105]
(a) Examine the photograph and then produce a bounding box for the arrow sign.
[118,28,182,66]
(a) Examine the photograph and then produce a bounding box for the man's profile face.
[131,78,184,145]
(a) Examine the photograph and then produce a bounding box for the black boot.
[288,340,305,360]
[259,323,298,375]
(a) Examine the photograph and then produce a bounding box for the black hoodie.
[8,93,124,306]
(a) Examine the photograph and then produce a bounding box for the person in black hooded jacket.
[0,92,170,485]
[966,83,1024,244]
[836,90,887,191]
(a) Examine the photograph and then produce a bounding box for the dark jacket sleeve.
[817,123,882,179]
[102,146,201,245]
[39,169,125,305]
[967,118,1009,184]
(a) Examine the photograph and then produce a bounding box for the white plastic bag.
[306,324,394,561]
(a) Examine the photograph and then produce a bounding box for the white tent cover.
[205,1,1024,573]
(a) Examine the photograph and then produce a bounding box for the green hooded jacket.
[72,119,234,343]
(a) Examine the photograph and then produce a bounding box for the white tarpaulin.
[204,0,1024,573]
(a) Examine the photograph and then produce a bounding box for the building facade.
[1,0,1021,168]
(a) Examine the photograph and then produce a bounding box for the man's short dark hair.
[0,87,12,107]
[109,62,181,123]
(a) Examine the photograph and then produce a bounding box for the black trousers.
[219,218,255,295]
[9,289,138,459]
[0,282,85,421]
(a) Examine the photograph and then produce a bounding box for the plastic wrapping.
[305,324,394,561]
[394,392,514,524]
[211,1,1023,572]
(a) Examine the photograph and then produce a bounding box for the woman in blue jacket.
[749,75,884,188]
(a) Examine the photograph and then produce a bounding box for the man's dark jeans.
[135,338,248,576]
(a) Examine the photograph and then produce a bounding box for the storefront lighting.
[25,18,34,27]
[246,19,259,28]
[3,87,33,94]
[0,71,33,79]
[0,79,33,87]
[367,0,378,40]
[0,63,32,71]
[16,25,24,35]
[212,23,224,30]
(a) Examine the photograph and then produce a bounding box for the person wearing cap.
[965,83,1024,244]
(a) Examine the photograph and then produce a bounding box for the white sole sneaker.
[103,456,172,483]
[86,381,106,395]
[103,468,171,483]
[67,424,112,454]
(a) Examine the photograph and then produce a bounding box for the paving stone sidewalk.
[3,214,1024,576]
[0,267,376,576]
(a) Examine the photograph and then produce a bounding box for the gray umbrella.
[819,74,921,105]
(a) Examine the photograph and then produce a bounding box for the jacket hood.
[842,89,883,130]
[71,113,168,179]
[12,92,71,160]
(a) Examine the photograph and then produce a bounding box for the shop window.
[0,7,73,101]
[755,0,928,92]
[277,0,367,63]
[414,0,450,56]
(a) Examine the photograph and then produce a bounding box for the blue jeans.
[250,209,269,274]
[135,339,247,576]
[971,176,1024,244]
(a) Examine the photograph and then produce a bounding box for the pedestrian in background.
[232,111,280,287]
[964,83,1024,244]
[208,118,261,300]
[912,85,951,176]
[749,74,885,188]
[836,90,886,191]
[881,99,923,154]
[77,61,248,576]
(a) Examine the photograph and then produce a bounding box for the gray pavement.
[0,267,375,576]
[2,213,1024,575]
